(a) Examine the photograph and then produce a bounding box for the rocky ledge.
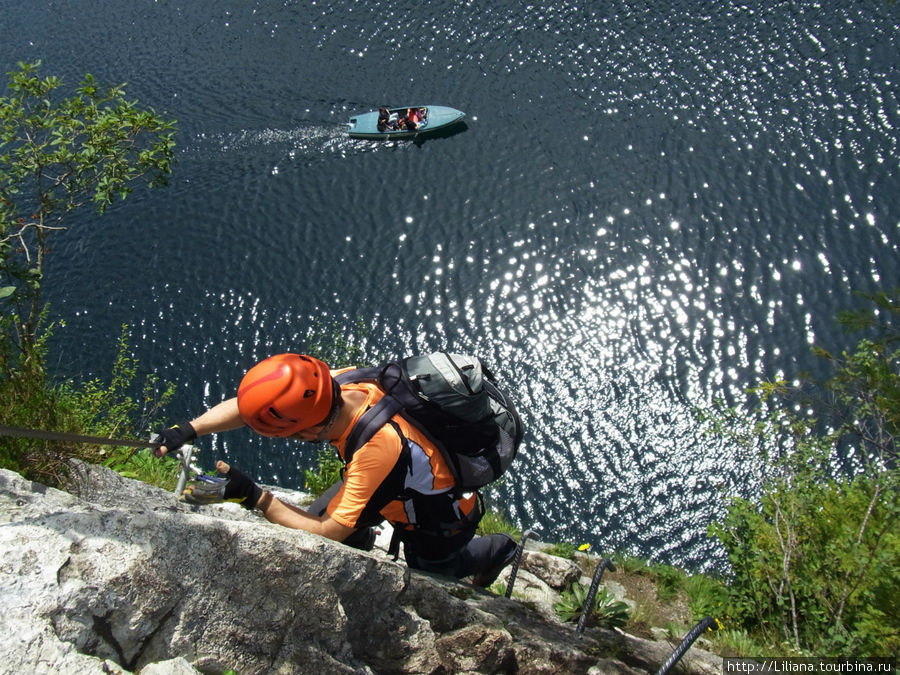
[0,463,722,674]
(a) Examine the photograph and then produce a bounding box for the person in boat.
[403,107,427,130]
[377,107,391,132]
[153,353,519,587]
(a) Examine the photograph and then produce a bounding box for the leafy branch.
[706,289,900,656]
[0,60,176,352]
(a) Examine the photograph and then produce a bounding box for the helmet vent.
[269,407,283,419]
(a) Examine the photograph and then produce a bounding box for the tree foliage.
[0,323,176,488]
[708,290,900,657]
[0,62,177,488]
[0,60,175,352]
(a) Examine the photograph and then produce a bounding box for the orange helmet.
[237,354,335,437]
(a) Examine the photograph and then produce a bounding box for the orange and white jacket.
[326,379,479,531]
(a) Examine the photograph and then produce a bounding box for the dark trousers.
[402,527,516,581]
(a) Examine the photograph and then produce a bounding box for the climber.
[153,353,519,587]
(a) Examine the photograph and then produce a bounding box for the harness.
[340,404,485,560]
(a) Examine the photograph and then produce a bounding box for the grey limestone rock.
[0,464,722,674]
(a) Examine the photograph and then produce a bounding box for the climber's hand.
[151,423,197,458]
[182,461,262,510]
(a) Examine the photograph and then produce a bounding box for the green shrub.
[611,553,655,575]
[593,587,631,629]
[553,581,590,623]
[647,562,686,602]
[712,474,899,657]
[105,448,182,491]
[0,325,175,489]
[608,553,690,603]
[477,507,521,538]
[553,581,630,629]
[682,573,730,622]
[706,290,900,657]
[304,445,343,496]
[542,541,577,560]
[710,629,768,659]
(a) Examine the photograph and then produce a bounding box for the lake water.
[2,0,897,572]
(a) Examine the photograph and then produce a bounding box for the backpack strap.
[335,364,418,463]
[333,366,387,462]
[334,366,382,386]
[343,394,404,463]
[334,363,466,494]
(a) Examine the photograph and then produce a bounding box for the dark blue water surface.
[2,0,897,571]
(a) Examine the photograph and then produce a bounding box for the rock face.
[0,464,722,674]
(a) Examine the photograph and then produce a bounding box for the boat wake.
[183,121,397,165]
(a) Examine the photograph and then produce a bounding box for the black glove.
[182,465,263,510]
[152,422,197,456]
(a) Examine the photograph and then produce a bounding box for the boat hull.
[347,105,465,139]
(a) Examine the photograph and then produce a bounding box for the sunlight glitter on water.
[13,0,897,572]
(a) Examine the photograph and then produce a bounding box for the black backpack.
[333,352,523,493]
